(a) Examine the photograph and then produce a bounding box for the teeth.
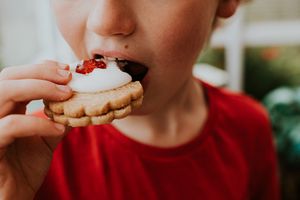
[104,56,117,61]
[103,56,126,61]
[117,61,128,68]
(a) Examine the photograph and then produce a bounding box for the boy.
[0,0,279,199]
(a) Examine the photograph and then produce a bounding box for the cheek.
[152,4,215,67]
[51,2,87,57]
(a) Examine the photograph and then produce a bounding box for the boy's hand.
[0,61,72,199]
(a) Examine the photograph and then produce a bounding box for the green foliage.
[263,87,300,168]
[198,46,300,100]
[263,88,300,199]
[244,47,300,100]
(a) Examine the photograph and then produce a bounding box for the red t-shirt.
[35,83,279,200]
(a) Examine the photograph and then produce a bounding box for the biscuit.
[44,81,143,127]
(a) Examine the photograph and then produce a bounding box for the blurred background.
[1,0,300,199]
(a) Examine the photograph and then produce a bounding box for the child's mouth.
[94,54,149,82]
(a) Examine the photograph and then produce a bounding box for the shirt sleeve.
[249,113,280,200]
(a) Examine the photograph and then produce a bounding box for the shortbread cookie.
[44,59,144,127]
[44,82,143,127]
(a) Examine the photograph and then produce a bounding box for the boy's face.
[52,0,231,114]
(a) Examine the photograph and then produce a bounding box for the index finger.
[0,60,71,84]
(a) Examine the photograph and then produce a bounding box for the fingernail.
[57,69,71,78]
[54,123,65,133]
[58,63,69,70]
[56,85,71,93]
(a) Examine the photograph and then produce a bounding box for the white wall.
[0,0,40,66]
[0,0,74,67]
[247,0,300,21]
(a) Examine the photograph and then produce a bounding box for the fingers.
[0,79,72,117]
[0,79,72,103]
[0,61,73,158]
[0,60,71,84]
[42,126,72,152]
[0,115,65,149]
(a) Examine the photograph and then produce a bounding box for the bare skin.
[52,0,239,147]
[0,0,239,199]
[0,61,72,199]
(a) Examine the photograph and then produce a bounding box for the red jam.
[76,59,107,74]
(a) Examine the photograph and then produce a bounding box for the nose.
[87,0,136,37]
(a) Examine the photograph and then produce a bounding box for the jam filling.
[76,59,107,74]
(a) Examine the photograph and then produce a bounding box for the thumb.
[41,126,72,152]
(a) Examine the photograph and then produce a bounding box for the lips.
[93,54,148,82]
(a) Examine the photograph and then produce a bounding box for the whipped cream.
[68,60,132,93]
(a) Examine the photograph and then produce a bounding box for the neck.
[113,78,208,148]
